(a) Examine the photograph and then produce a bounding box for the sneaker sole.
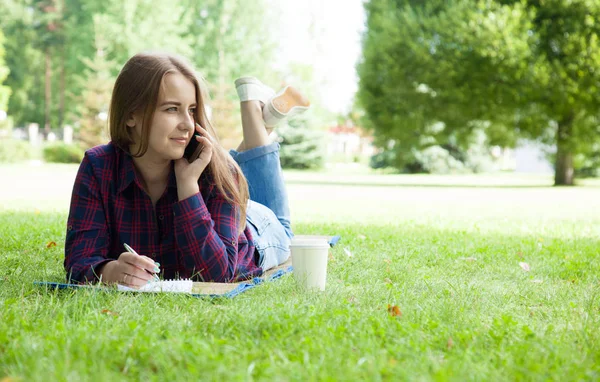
[270,86,310,114]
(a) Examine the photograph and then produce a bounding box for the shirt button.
[159,215,164,221]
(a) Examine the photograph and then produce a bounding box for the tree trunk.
[59,46,65,130]
[44,47,52,138]
[554,114,575,186]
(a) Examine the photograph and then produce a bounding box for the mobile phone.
[184,134,204,163]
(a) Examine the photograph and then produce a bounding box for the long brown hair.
[109,52,249,232]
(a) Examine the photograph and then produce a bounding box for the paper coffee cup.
[290,237,330,291]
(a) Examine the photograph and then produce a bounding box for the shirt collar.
[117,145,177,194]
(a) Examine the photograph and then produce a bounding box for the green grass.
[1,167,600,380]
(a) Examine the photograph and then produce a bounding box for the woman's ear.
[126,113,137,128]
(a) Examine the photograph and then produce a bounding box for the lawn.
[1,163,599,381]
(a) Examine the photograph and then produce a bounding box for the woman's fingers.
[120,273,139,288]
[195,123,208,135]
[122,262,154,282]
[121,252,158,274]
[194,124,216,144]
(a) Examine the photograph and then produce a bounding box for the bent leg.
[229,143,292,238]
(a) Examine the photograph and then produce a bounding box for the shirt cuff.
[69,258,113,284]
[173,192,210,221]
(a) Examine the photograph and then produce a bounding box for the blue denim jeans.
[229,142,293,271]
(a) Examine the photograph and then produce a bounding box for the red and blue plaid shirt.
[64,142,262,283]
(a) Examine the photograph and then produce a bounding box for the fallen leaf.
[387,304,402,317]
[358,234,366,240]
[517,251,523,259]
[531,279,543,284]
[101,309,119,317]
[343,247,353,257]
[46,241,57,248]
[447,337,454,349]
[383,259,391,264]
[384,278,392,284]
[459,257,477,262]
[519,262,530,272]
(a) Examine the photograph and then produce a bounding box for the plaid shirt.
[64,142,261,283]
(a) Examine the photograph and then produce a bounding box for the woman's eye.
[189,108,197,114]
[166,107,177,112]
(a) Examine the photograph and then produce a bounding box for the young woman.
[64,52,309,287]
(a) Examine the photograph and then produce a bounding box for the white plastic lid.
[290,237,330,249]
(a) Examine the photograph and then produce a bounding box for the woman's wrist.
[177,181,200,201]
[97,260,115,283]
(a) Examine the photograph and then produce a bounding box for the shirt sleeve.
[172,186,242,282]
[64,155,112,283]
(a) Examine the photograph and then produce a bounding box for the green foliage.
[0,29,11,112]
[43,142,83,163]
[0,0,283,150]
[358,0,600,184]
[75,16,115,149]
[0,115,14,134]
[0,1,45,127]
[279,115,325,170]
[369,147,397,170]
[0,139,34,163]
[413,146,468,174]
[370,129,499,174]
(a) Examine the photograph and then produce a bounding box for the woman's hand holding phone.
[175,123,214,201]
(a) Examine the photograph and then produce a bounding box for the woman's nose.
[181,112,195,131]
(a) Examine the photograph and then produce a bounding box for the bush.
[369,129,500,174]
[43,143,84,163]
[0,139,34,163]
[369,148,396,169]
[413,146,468,174]
[278,115,325,170]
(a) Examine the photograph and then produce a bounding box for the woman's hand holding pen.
[98,252,160,288]
[175,123,214,201]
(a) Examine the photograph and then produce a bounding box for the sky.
[275,0,366,114]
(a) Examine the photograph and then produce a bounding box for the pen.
[123,243,160,281]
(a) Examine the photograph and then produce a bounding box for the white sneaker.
[234,77,311,128]
[263,85,311,128]
[234,77,275,105]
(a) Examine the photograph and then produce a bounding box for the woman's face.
[130,72,197,162]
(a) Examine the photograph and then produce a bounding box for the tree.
[33,0,67,137]
[75,15,116,149]
[358,0,600,185]
[0,30,11,115]
[1,0,46,128]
